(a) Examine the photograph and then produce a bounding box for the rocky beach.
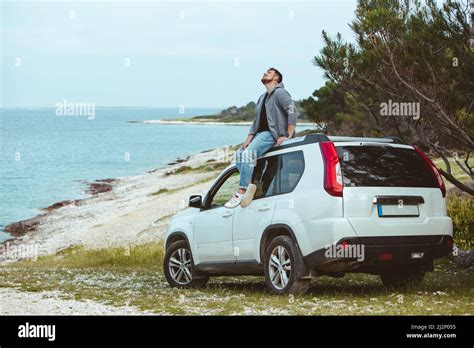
[1,145,236,263]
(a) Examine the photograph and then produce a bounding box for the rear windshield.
[336,145,438,188]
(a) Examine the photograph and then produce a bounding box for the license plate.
[377,204,419,217]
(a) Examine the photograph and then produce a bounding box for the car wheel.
[264,235,310,295]
[380,270,425,290]
[164,240,209,288]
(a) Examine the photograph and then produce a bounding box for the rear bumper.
[303,235,453,272]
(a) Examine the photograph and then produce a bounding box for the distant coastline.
[127,100,313,126]
[129,119,316,126]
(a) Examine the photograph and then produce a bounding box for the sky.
[1,0,359,108]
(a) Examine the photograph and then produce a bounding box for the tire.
[163,240,209,288]
[264,235,310,295]
[380,270,425,290]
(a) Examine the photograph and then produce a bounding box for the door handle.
[222,211,233,218]
[258,205,271,212]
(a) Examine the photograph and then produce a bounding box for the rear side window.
[279,151,305,194]
[336,145,438,188]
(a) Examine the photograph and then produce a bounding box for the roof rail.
[328,136,403,144]
[266,133,330,153]
[384,136,405,144]
[266,133,404,154]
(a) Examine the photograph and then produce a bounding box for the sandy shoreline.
[1,145,235,263]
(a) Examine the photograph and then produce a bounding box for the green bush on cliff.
[447,193,474,250]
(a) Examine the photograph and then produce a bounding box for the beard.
[261,76,271,84]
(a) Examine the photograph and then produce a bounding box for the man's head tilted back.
[261,67,283,85]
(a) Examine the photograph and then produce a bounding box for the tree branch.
[438,168,474,195]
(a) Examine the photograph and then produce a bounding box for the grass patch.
[151,188,169,196]
[433,155,473,183]
[195,162,230,171]
[149,176,216,198]
[166,165,193,175]
[154,213,174,225]
[1,250,472,315]
[229,144,242,151]
[164,162,229,176]
[15,241,164,271]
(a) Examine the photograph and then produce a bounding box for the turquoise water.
[0,108,314,242]
[0,108,235,240]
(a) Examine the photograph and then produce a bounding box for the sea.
[0,107,314,242]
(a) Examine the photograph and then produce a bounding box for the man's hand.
[242,134,254,149]
[276,136,289,146]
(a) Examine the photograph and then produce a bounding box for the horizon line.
[0,106,228,109]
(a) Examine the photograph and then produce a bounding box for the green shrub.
[447,193,474,249]
[151,188,169,195]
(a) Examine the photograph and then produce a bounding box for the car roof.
[216,133,409,185]
[264,133,405,155]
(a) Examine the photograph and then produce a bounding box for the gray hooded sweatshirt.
[249,82,298,140]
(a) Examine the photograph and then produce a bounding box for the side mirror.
[188,195,203,208]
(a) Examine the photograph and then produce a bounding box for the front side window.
[210,171,240,207]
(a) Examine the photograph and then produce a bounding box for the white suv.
[163,134,453,294]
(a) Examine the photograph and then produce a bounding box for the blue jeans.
[234,131,276,189]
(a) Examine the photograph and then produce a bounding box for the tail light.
[319,142,343,197]
[379,253,393,261]
[413,146,446,197]
[446,236,453,250]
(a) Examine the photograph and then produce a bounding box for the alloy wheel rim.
[269,245,291,290]
[169,248,193,285]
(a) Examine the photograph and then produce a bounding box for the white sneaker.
[224,192,244,209]
[241,184,257,208]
